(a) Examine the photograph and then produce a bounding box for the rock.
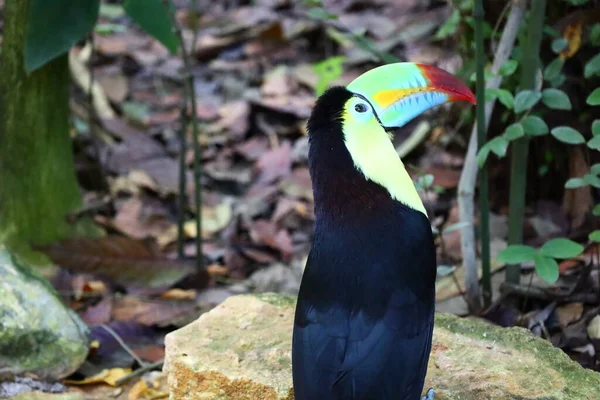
[164,293,600,400]
[0,248,89,380]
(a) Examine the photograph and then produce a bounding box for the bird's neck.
[308,130,426,223]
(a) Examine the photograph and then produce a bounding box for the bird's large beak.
[346,62,476,129]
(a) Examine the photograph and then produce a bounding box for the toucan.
[292,63,476,400]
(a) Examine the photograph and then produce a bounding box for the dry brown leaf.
[280,167,313,201]
[80,296,113,326]
[255,141,293,184]
[97,70,129,103]
[110,197,173,240]
[556,303,584,328]
[249,220,294,257]
[132,345,166,363]
[160,288,197,301]
[64,368,131,386]
[563,147,592,230]
[560,19,584,59]
[41,236,197,288]
[112,296,198,327]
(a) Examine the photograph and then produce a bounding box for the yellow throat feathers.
[341,107,427,217]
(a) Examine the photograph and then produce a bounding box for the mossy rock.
[0,247,89,380]
[164,293,600,400]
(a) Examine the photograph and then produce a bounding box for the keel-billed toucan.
[292,63,475,400]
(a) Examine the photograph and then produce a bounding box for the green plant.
[477,7,600,284]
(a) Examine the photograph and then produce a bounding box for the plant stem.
[474,0,490,309]
[177,103,188,260]
[166,0,203,269]
[458,0,525,314]
[506,0,547,284]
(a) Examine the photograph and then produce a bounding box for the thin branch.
[458,0,526,311]
[99,324,147,367]
[115,359,164,386]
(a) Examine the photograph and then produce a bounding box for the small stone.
[0,248,89,380]
[164,293,600,400]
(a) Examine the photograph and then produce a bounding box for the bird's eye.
[354,103,368,113]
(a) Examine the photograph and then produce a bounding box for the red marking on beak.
[416,64,476,105]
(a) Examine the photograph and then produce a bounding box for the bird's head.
[307,62,475,216]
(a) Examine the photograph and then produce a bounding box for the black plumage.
[292,87,437,400]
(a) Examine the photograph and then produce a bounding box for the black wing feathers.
[293,207,436,400]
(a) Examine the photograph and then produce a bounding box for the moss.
[250,293,296,308]
[434,313,600,399]
[0,0,101,263]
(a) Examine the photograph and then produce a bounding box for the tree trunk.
[0,0,91,257]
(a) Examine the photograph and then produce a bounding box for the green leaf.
[487,88,514,109]
[588,135,600,151]
[306,7,338,20]
[469,70,495,82]
[551,38,568,54]
[24,0,100,72]
[124,0,178,54]
[584,173,600,188]
[541,88,572,110]
[534,254,559,284]
[434,8,460,40]
[544,57,564,81]
[593,120,600,136]
[551,126,585,144]
[587,88,600,106]
[585,53,600,78]
[540,238,584,259]
[565,177,588,189]
[499,60,519,76]
[503,123,525,140]
[488,136,509,157]
[522,115,549,136]
[313,56,345,96]
[497,245,537,264]
[550,74,566,88]
[593,204,600,216]
[591,24,600,46]
[95,23,128,35]
[591,163,600,175]
[514,90,542,113]
[476,137,509,167]
[476,146,491,168]
[99,3,125,19]
[590,230,600,242]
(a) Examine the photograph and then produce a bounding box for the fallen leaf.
[280,167,313,201]
[183,198,234,239]
[249,219,294,257]
[64,368,131,386]
[255,141,293,184]
[132,345,165,363]
[159,288,197,301]
[560,19,583,59]
[40,236,197,289]
[563,147,592,230]
[112,296,199,327]
[97,69,129,103]
[587,315,600,339]
[556,303,584,328]
[109,196,173,240]
[80,296,113,326]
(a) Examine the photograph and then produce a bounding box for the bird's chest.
[305,204,435,307]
